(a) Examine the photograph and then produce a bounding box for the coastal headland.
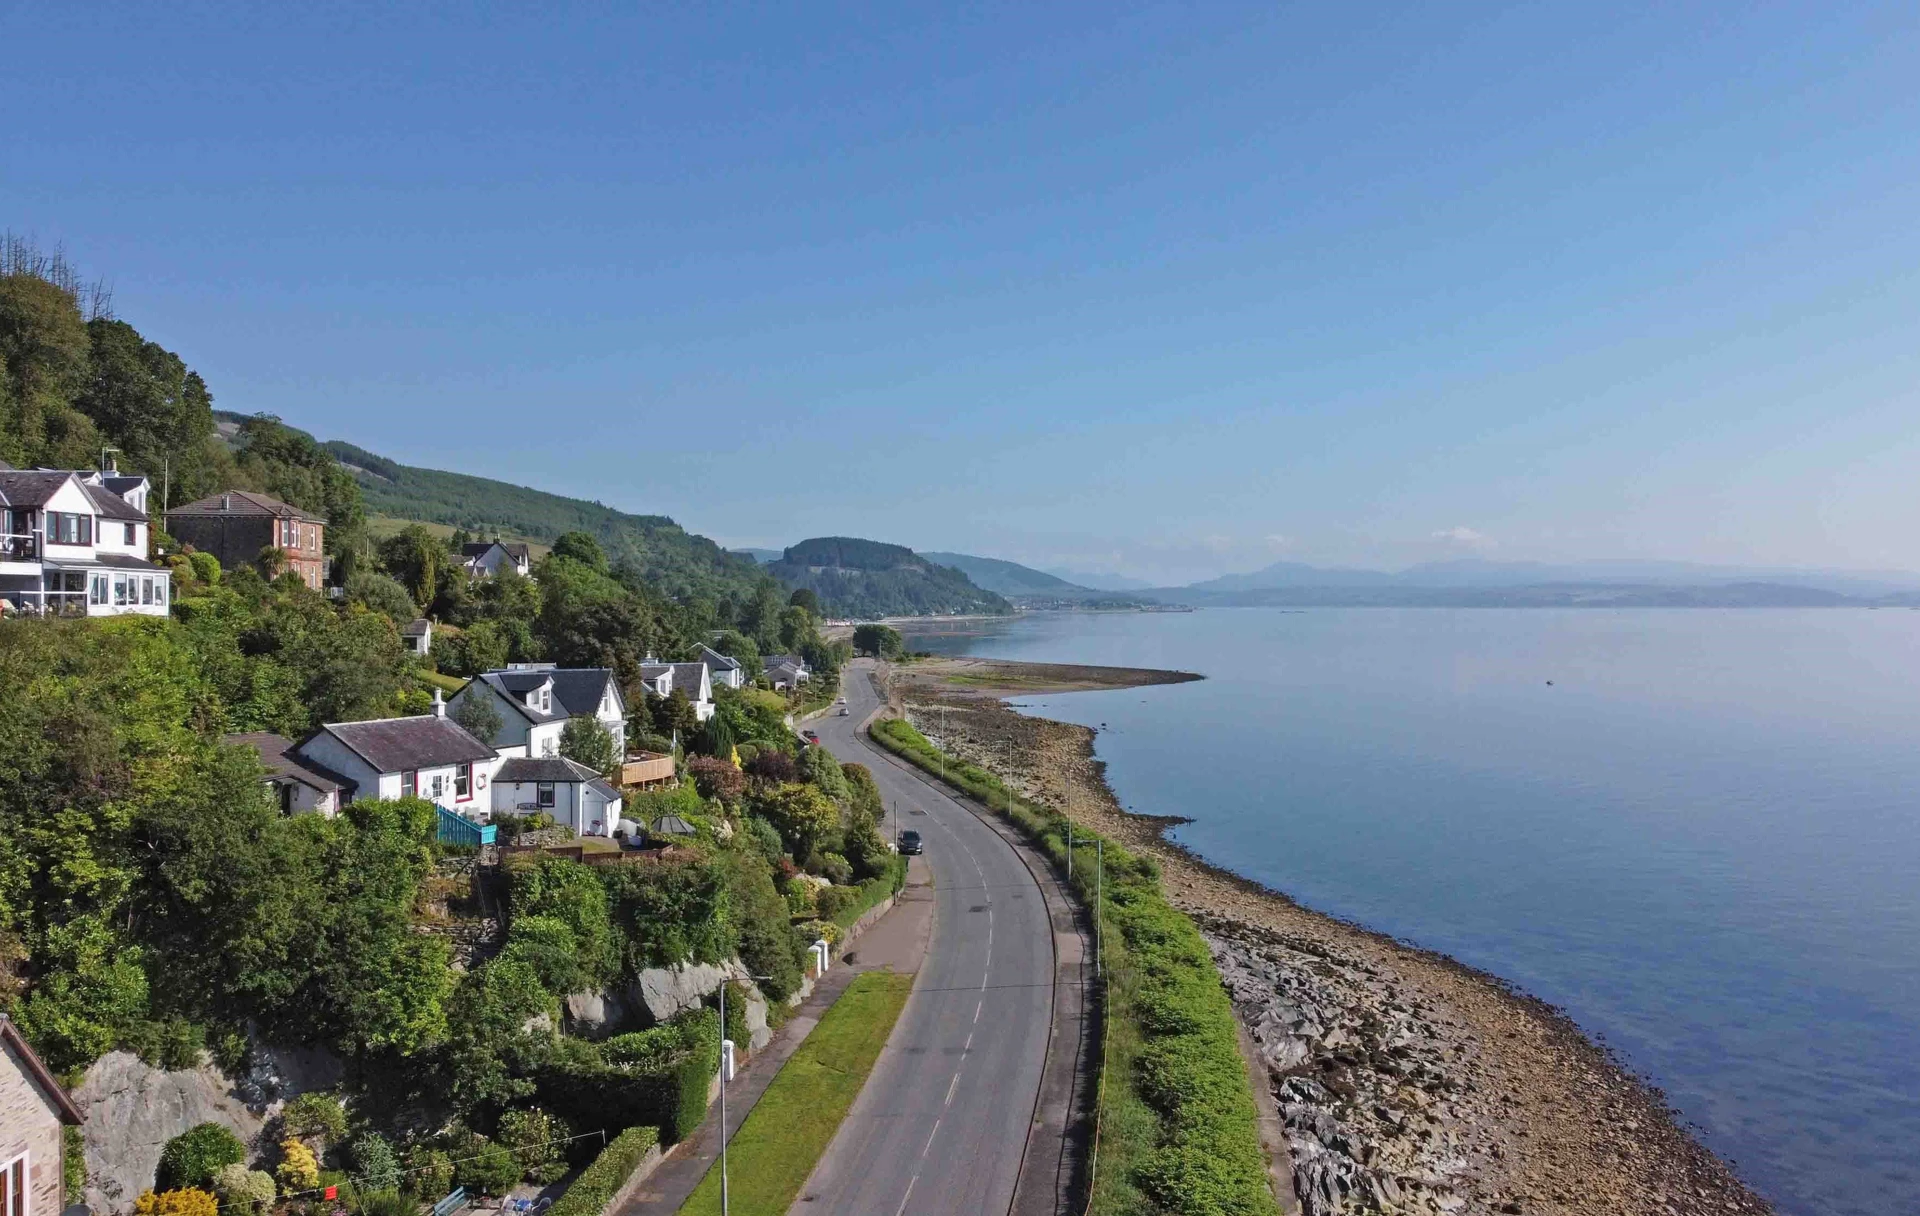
[886,654,1773,1216]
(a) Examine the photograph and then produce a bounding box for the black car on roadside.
[898,830,923,855]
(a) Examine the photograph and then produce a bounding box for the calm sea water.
[903,608,1920,1216]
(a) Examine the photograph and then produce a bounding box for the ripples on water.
[902,608,1920,1216]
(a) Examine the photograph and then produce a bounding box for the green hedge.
[869,717,1276,1216]
[545,1126,660,1216]
[535,1010,719,1145]
[829,852,907,930]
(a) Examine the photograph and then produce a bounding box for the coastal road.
[792,659,1056,1215]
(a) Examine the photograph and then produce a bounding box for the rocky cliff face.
[564,959,772,1051]
[72,1043,342,1214]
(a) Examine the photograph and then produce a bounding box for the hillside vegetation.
[766,537,1012,619]
[919,551,1090,596]
[324,440,770,603]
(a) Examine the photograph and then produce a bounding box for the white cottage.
[0,468,169,616]
[491,755,623,837]
[293,695,499,813]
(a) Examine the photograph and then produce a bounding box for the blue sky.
[7,3,1920,584]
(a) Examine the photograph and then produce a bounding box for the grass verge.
[869,716,1277,1216]
[677,970,915,1216]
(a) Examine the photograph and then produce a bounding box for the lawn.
[678,970,914,1216]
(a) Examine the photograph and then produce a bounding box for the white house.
[763,654,811,691]
[461,541,533,579]
[224,731,347,817]
[491,755,622,837]
[0,468,169,617]
[638,659,714,721]
[450,664,629,757]
[694,644,746,690]
[402,618,433,657]
[293,694,500,813]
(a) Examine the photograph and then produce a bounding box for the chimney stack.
[432,689,446,718]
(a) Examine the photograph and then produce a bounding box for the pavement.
[788,660,1066,1216]
[618,855,936,1214]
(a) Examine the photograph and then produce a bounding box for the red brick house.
[166,491,328,589]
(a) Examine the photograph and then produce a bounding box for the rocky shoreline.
[885,657,1773,1216]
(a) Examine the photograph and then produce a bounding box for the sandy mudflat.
[884,656,1772,1216]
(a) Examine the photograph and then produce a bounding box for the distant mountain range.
[921,552,1091,596]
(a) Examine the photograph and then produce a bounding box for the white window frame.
[537,781,556,809]
[2,1151,27,1216]
[89,574,108,605]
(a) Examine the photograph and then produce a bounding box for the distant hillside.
[321,438,774,602]
[768,537,1012,618]
[921,552,1091,596]
[731,547,783,564]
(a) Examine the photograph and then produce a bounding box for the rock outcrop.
[564,959,772,1051]
[73,1041,343,1215]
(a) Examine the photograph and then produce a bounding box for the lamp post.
[718,972,773,1216]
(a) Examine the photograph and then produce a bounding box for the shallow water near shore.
[901,608,1920,1216]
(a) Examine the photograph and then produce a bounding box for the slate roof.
[402,618,433,636]
[0,470,75,509]
[588,778,622,803]
[495,755,602,783]
[473,671,566,723]
[548,667,619,717]
[80,481,146,521]
[310,715,495,774]
[101,474,147,498]
[637,662,710,698]
[167,489,326,523]
[224,731,347,793]
[696,644,742,672]
[462,541,532,562]
[49,552,163,571]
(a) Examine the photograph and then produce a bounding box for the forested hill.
[323,439,770,602]
[920,551,1091,596]
[768,537,1012,618]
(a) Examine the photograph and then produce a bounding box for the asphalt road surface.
[793,660,1055,1215]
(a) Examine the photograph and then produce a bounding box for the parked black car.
[898,830,923,855]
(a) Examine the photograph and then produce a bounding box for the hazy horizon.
[8,6,1920,585]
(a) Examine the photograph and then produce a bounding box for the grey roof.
[496,755,602,783]
[224,731,346,793]
[473,670,567,723]
[696,644,742,672]
[637,662,709,698]
[587,778,621,802]
[402,618,433,636]
[80,553,162,571]
[167,490,326,523]
[548,667,618,717]
[101,474,146,497]
[309,714,495,775]
[763,654,809,672]
[462,541,531,562]
[0,470,75,509]
[80,481,146,522]
[651,814,698,836]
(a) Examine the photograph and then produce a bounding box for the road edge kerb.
[854,705,1094,1216]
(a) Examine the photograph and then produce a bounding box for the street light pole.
[718,972,774,1216]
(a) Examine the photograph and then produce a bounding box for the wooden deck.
[620,752,676,786]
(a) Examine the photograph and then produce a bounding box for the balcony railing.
[0,533,39,561]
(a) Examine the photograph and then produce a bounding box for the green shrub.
[157,1123,246,1191]
[452,1136,521,1197]
[210,1164,275,1214]
[283,1091,348,1145]
[355,1191,419,1216]
[497,1107,570,1184]
[545,1128,659,1216]
[349,1132,401,1192]
[401,1147,453,1200]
